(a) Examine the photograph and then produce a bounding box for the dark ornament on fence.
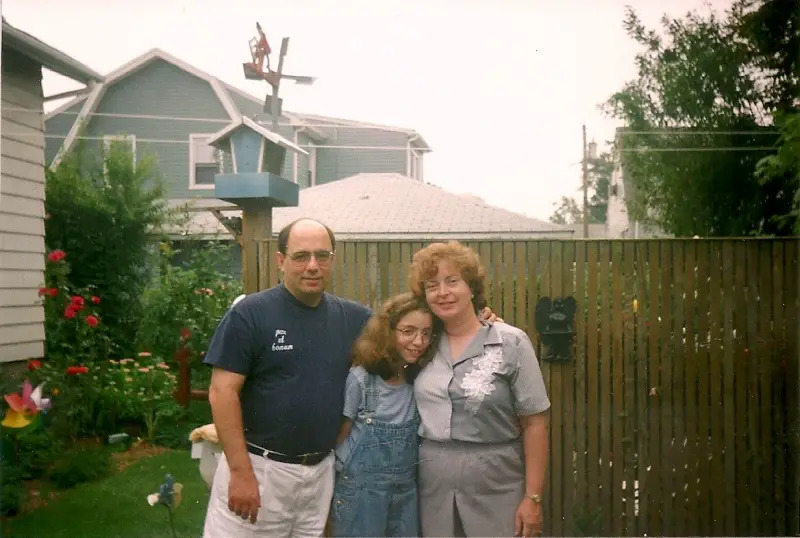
[534,296,577,362]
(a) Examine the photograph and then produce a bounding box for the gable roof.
[170,173,572,240]
[2,19,102,83]
[45,48,431,164]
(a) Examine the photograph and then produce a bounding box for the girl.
[331,292,438,537]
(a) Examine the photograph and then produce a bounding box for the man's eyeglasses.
[286,249,335,264]
[395,327,434,343]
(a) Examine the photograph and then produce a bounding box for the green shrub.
[48,445,112,489]
[137,240,242,369]
[0,458,25,516]
[31,353,179,440]
[44,140,170,357]
[13,428,64,480]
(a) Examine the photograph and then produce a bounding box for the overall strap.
[363,372,380,415]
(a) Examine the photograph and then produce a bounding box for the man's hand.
[480,306,505,324]
[228,468,261,524]
[514,497,542,537]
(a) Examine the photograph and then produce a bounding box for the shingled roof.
[171,173,572,240]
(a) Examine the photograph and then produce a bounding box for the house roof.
[46,47,431,164]
[207,116,307,155]
[168,173,573,240]
[2,19,102,84]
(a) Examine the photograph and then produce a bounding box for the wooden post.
[240,201,273,294]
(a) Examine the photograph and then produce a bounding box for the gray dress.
[414,321,551,537]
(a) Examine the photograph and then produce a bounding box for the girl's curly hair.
[352,292,441,382]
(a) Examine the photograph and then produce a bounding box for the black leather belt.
[246,444,330,466]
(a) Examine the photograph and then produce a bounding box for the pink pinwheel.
[2,379,51,429]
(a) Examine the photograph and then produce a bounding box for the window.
[189,134,218,190]
[103,134,136,171]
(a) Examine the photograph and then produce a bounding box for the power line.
[621,146,777,153]
[8,106,419,131]
[620,130,780,135]
[23,133,781,153]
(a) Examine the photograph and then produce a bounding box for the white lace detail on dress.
[460,346,504,414]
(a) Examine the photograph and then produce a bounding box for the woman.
[409,240,550,538]
[331,292,440,537]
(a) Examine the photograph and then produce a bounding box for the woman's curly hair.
[407,241,487,312]
[352,292,441,382]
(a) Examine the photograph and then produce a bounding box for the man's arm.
[209,367,260,524]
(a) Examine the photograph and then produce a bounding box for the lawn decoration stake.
[242,22,316,129]
[534,296,578,362]
[146,473,183,538]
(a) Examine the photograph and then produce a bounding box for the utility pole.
[582,124,589,238]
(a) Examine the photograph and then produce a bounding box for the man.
[202,218,499,537]
[202,218,371,537]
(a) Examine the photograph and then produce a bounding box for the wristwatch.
[524,493,542,503]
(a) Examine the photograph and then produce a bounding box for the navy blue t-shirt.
[203,284,372,455]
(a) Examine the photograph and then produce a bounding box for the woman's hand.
[514,497,542,537]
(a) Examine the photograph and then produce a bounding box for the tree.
[603,1,798,236]
[549,152,612,225]
[756,111,800,232]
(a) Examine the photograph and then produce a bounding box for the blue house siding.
[44,99,85,164]
[44,52,427,208]
[85,60,231,199]
[315,127,408,184]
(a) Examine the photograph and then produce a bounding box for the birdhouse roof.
[206,116,307,155]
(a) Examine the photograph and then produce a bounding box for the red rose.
[47,250,66,262]
[70,296,85,308]
[66,366,89,375]
[38,288,47,296]
[47,288,59,297]
[85,315,99,328]
[64,305,78,319]
[27,360,42,371]
[91,296,101,304]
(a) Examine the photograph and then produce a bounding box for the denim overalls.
[331,373,420,537]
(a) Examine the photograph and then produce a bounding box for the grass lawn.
[2,449,209,538]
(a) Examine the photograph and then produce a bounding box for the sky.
[4,0,731,222]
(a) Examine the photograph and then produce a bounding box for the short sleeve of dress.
[342,368,365,420]
[510,330,551,416]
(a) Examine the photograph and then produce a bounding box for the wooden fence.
[254,238,799,537]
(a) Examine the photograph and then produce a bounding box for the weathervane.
[243,22,315,130]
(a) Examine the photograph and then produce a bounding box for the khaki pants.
[203,451,334,538]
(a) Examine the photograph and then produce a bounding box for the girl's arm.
[336,417,353,447]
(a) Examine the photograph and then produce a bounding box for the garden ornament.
[146,473,184,538]
[1,379,51,429]
[534,296,578,362]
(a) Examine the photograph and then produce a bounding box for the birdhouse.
[207,116,306,207]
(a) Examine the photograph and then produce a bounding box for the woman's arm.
[336,417,354,447]
[515,411,549,537]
